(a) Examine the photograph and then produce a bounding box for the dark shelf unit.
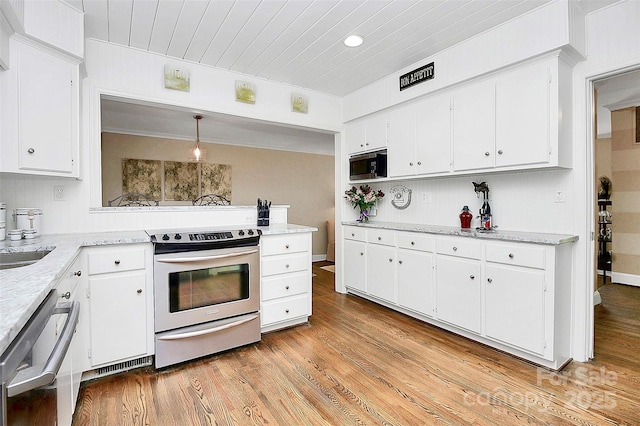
[597,199,612,284]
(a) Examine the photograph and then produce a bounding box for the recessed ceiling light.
[344,35,364,48]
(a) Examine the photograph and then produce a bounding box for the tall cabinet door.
[435,257,481,333]
[495,63,550,167]
[16,41,77,174]
[485,264,547,355]
[415,95,451,174]
[452,81,495,171]
[388,108,416,177]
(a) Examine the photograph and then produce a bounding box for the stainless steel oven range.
[148,228,262,369]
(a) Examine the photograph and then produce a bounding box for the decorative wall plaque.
[291,93,308,113]
[164,65,190,92]
[235,80,256,104]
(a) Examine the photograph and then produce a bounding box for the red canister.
[459,206,473,229]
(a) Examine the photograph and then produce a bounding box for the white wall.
[0,38,343,234]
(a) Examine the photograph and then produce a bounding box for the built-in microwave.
[349,150,387,180]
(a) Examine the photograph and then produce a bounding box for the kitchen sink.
[0,250,52,270]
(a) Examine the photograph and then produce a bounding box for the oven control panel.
[149,229,261,244]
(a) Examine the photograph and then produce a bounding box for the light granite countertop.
[343,221,578,245]
[0,224,316,355]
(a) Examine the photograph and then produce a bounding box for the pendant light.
[193,114,203,161]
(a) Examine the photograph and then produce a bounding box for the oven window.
[168,264,250,312]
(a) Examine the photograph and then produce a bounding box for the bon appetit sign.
[399,62,435,91]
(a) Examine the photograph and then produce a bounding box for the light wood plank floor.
[68,263,638,425]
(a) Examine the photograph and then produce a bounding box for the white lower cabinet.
[435,256,481,334]
[260,233,313,332]
[397,233,434,316]
[342,226,573,369]
[83,244,154,368]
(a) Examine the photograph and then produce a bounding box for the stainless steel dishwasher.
[0,290,79,425]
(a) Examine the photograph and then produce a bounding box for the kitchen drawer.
[261,252,309,276]
[397,232,434,252]
[344,226,366,242]
[261,272,308,301]
[436,237,481,260]
[368,228,396,246]
[261,295,309,326]
[486,243,545,269]
[87,247,146,275]
[261,233,309,256]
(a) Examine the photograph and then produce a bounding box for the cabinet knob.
[388,258,393,262]
[409,162,414,166]
[378,236,382,241]
[508,253,514,259]
[360,143,364,147]
[285,286,290,290]
[360,252,364,256]
[114,259,121,265]
[27,148,35,154]
[61,291,71,299]
[285,244,290,249]
[411,241,415,245]
[137,289,142,294]
[469,275,475,280]
[452,246,458,251]
[285,264,290,268]
[484,152,490,156]
[417,161,422,165]
[398,260,403,264]
[498,149,504,155]
[74,270,82,276]
[285,309,290,314]
[351,233,355,237]
[365,142,370,146]
[487,278,493,283]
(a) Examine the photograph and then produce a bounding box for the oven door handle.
[7,301,80,397]
[157,314,259,341]
[156,249,258,264]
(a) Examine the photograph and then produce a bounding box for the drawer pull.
[73,270,82,277]
[469,275,475,280]
[508,253,514,259]
[351,233,355,237]
[411,241,415,245]
[453,246,458,251]
[487,278,493,283]
[378,237,382,241]
[114,259,121,265]
[285,309,290,314]
[61,291,71,299]
[137,289,142,294]
[285,264,290,268]
[285,286,290,290]
[285,244,290,249]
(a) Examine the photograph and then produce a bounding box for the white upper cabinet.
[389,95,451,177]
[1,37,80,177]
[346,114,388,155]
[451,55,569,173]
[451,80,496,172]
[495,62,551,167]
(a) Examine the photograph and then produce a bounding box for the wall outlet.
[421,192,432,203]
[54,185,66,201]
[554,189,566,203]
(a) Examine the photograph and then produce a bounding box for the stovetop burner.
[147,228,261,254]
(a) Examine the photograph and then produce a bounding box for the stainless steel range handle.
[156,249,258,264]
[7,301,79,397]
[157,314,258,341]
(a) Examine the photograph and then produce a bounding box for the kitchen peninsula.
[343,221,578,370]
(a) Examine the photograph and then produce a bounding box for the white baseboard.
[312,254,327,262]
[597,270,640,287]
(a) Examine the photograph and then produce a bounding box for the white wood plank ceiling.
[68,0,566,97]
